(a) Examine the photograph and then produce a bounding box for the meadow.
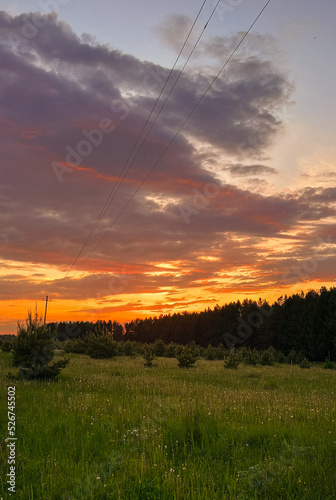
[1,351,336,499]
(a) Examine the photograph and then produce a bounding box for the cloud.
[152,13,195,54]
[0,11,335,320]
[202,32,284,65]
[223,163,278,177]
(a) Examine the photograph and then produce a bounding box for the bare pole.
[44,295,48,324]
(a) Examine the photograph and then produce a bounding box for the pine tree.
[12,306,69,380]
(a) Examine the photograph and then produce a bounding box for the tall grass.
[1,352,336,499]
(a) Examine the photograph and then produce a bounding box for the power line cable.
[49,1,223,299]
[49,0,210,299]
[105,0,222,207]
[62,0,272,280]
[52,1,208,281]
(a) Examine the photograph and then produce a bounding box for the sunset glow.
[0,1,335,333]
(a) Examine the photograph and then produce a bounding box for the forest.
[45,287,336,362]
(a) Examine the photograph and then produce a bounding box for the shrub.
[287,349,298,364]
[260,347,276,366]
[215,343,226,360]
[174,345,185,357]
[11,308,69,380]
[153,339,166,357]
[176,347,198,368]
[224,348,241,369]
[323,360,336,370]
[1,339,13,352]
[165,343,177,357]
[187,341,201,357]
[323,355,336,370]
[87,335,117,359]
[63,336,89,355]
[143,347,156,367]
[299,357,311,369]
[296,351,306,364]
[204,345,217,361]
[244,348,260,366]
[122,341,137,357]
[276,351,287,364]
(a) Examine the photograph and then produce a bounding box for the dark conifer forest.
[45,287,336,362]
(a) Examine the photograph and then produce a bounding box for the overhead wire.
[101,0,222,211]
[49,0,211,299]
[49,0,272,301]
[62,0,272,277]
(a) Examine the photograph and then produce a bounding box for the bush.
[296,351,306,364]
[299,357,311,369]
[260,347,276,366]
[187,341,201,357]
[143,347,156,367]
[174,345,185,357]
[215,343,226,360]
[244,348,260,366]
[176,347,198,368]
[224,348,241,369]
[153,339,166,357]
[204,345,217,361]
[63,336,89,355]
[323,360,336,370]
[323,355,336,370]
[165,343,177,357]
[87,334,118,359]
[276,351,287,363]
[122,341,137,357]
[1,339,13,352]
[11,308,69,380]
[287,349,298,364]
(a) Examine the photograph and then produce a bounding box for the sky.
[0,0,336,333]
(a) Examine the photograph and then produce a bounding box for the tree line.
[2,288,335,380]
[48,287,336,362]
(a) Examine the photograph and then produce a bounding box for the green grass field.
[1,351,336,499]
